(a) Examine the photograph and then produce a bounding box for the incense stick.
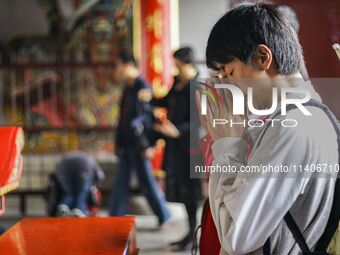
[333,43,340,61]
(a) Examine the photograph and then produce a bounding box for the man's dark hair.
[173,47,195,64]
[206,2,303,75]
[118,50,137,66]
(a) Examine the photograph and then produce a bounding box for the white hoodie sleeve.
[208,119,316,255]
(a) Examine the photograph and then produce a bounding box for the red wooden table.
[0,217,137,255]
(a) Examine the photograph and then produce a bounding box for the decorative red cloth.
[0,127,25,215]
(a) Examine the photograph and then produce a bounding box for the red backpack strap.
[199,199,221,255]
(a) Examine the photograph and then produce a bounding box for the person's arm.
[150,83,174,107]
[132,92,154,151]
[156,85,193,138]
[92,159,105,184]
[132,117,150,151]
[209,124,311,254]
[176,84,201,138]
[150,93,169,107]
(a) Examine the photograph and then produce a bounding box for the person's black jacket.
[116,76,153,151]
[151,77,201,177]
[151,77,200,150]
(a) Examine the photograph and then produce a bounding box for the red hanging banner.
[140,0,173,94]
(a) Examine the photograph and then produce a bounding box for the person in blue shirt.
[109,51,171,227]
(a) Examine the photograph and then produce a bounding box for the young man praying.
[204,3,337,254]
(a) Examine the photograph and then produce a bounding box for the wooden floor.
[0,217,137,255]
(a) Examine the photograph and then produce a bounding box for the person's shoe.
[169,231,193,251]
[70,208,87,217]
[56,204,70,217]
[157,217,175,230]
[169,240,193,252]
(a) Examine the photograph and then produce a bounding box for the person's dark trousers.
[0,226,5,235]
[59,174,92,214]
[109,147,171,224]
[185,199,198,234]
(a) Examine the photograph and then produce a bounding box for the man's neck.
[252,72,304,110]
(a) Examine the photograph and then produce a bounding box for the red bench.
[0,216,138,255]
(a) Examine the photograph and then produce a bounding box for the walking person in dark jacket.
[109,51,171,226]
[152,47,203,251]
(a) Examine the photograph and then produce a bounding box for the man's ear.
[255,44,272,71]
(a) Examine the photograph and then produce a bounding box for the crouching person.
[53,151,104,217]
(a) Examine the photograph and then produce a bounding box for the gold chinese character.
[146,10,163,39]
[149,44,163,73]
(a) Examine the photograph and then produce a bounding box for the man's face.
[217,55,274,97]
[174,59,184,75]
[174,58,195,80]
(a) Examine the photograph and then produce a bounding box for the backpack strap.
[263,99,339,255]
[315,179,340,252]
[313,102,340,251]
[298,100,340,253]
[284,211,312,254]
[263,237,271,255]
